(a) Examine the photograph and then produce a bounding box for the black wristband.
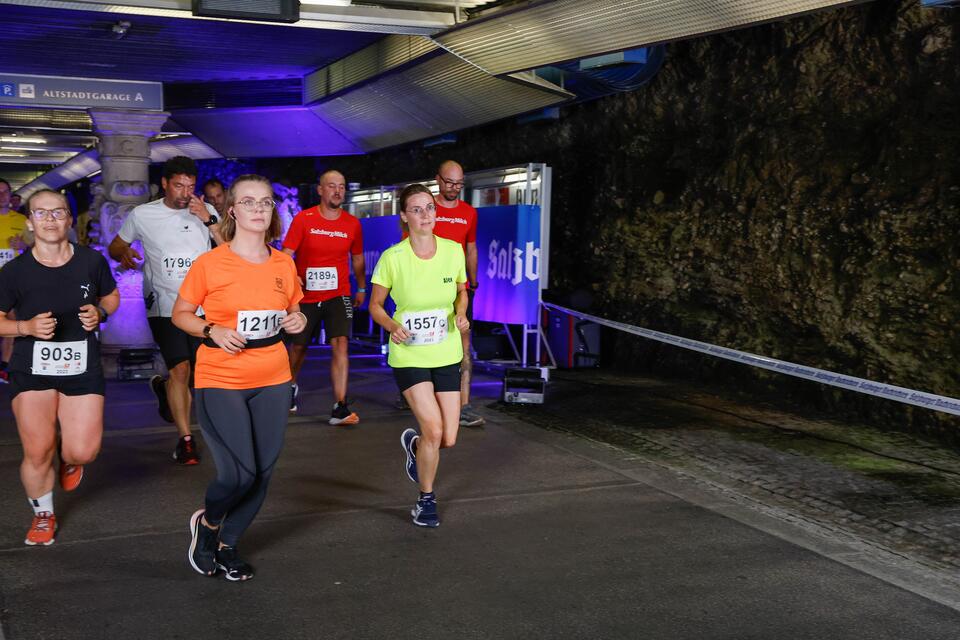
[97,305,109,322]
[203,214,219,227]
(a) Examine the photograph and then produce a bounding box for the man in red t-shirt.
[282,170,366,425]
[434,160,484,427]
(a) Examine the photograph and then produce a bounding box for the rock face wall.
[291,1,960,437]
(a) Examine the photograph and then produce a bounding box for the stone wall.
[270,1,960,437]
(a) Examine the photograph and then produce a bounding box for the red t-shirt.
[433,200,477,253]
[282,206,363,303]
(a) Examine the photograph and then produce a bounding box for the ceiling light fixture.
[0,136,46,144]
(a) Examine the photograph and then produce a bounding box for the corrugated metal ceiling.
[434,0,868,76]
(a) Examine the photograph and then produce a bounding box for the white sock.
[28,491,53,516]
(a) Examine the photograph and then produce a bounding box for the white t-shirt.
[118,198,215,318]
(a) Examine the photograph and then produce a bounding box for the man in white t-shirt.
[108,156,222,465]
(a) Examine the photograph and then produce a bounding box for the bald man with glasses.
[432,161,483,427]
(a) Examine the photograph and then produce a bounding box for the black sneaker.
[400,428,419,484]
[290,383,299,413]
[329,400,359,426]
[188,509,218,576]
[459,404,486,427]
[215,545,254,582]
[411,494,439,528]
[174,435,201,465]
[149,375,175,424]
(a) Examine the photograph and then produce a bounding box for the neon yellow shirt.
[0,210,27,268]
[372,237,466,369]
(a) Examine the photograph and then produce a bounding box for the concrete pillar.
[89,109,169,347]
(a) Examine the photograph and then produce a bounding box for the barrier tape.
[543,302,960,417]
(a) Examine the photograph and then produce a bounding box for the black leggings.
[195,382,292,546]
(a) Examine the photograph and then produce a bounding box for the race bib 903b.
[32,340,88,376]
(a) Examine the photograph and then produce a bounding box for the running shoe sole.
[329,413,360,426]
[411,508,439,528]
[188,509,216,576]
[217,564,254,582]
[400,429,418,484]
[59,462,83,492]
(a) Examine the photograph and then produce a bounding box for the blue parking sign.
[0,83,15,97]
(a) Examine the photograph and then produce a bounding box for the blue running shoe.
[400,428,419,484]
[411,494,439,528]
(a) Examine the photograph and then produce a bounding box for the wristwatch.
[202,323,215,338]
[203,214,219,227]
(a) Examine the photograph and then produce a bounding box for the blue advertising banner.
[358,205,542,325]
[0,73,163,110]
[475,205,541,325]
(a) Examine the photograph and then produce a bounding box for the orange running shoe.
[24,512,57,546]
[59,462,84,492]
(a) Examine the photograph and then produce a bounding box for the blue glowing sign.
[474,205,541,325]
[0,73,163,110]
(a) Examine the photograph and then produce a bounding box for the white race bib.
[236,310,287,340]
[159,253,195,282]
[0,248,15,267]
[402,309,448,346]
[32,340,88,376]
[305,267,338,291]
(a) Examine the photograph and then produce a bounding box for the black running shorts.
[289,296,353,346]
[148,316,201,369]
[9,370,105,398]
[393,363,461,393]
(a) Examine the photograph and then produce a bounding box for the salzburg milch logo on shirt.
[309,229,348,238]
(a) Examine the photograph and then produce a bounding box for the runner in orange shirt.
[172,175,306,581]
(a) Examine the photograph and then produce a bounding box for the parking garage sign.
[0,73,163,110]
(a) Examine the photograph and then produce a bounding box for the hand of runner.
[188,194,211,223]
[25,311,56,340]
[209,325,247,354]
[455,314,470,334]
[281,311,307,335]
[353,290,366,308]
[390,323,411,345]
[118,246,142,270]
[77,304,101,332]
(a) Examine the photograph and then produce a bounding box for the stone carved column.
[89,109,169,347]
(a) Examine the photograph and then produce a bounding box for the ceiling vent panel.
[433,0,866,76]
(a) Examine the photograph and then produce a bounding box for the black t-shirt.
[0,244,117,376]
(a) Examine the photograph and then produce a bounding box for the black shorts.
[148,316,201,369]
[393,363,461,393]
[9,370,105,398]
[289,296,353,346]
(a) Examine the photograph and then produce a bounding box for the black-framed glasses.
[236,198,276,212]
[438,176,465,188]
[30,208,70,221]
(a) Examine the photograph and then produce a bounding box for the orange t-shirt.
[178,244,303,390]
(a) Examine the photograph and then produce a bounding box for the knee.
[168,363,191,384]
[418,422,444,448]
[440,433,457,449]
[62,442,100,465]
[22,445,55,468]
[331,339,348,358]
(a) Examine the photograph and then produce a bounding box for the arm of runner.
[0,310,56,339]
[466,241,478,289]
[78,287,120,331]
[351,252,366,308]
[369,284,409,344]
[189,196,224,246]
[280,304,307,334]
[454,282,470,334]
[107,234,142,270]
[171,295,246,354]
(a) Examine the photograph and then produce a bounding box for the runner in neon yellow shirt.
[370,183,468,528]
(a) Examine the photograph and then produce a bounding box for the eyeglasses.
[236,198,276,212]
[438,176,464,188]
[30,208,70,221]
[405,204,436,217]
